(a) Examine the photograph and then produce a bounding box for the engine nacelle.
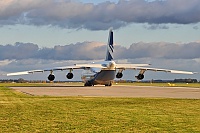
[116,73,123,79]
[66,73,73,79]
[135,74,144,80]
[48,74,55,81]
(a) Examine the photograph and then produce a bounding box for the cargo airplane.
[7,30,196,86]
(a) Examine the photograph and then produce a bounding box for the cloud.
[143,24,169,30]
[0,41,200,60]
[123,42,200,59]
[0,42,39,60]
[0,59,14,66]
[193,25,199,30]
[0,42,106,60]
[0,0,200,30]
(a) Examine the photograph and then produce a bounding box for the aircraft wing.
[121,66,196,75]
[142,67,196,74]
[6,64,108,76]
[6,63,196,76]
[6,65,81,76]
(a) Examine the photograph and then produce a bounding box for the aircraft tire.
[105,82,112,86]
[84,81,93,87]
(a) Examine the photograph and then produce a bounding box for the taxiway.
[11,85,200,99]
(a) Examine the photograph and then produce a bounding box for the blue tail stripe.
[105,30,114,61]
[109,31,113,48]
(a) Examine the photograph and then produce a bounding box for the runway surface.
[11,85,200,99]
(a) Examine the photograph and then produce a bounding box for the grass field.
[0,83,200,132]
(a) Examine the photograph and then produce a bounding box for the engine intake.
[66,73,73,79]
[116,73,123,79]
[135,74,144,80]
[48,74,55,81]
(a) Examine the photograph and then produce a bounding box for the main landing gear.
[84,81,112,86]
[105,82,112,86]
[84,81,94,86]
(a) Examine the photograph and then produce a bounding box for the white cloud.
[1,41,200,60]
[1,0,200,30]
[0,59,13,66]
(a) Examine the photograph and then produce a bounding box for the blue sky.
[0,0,200,81]
[1,23,200,48]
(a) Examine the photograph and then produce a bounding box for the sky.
[0,0,200,81]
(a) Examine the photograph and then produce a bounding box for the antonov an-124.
[7,30,196,86]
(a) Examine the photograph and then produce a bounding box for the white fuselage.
[81,60,116,85]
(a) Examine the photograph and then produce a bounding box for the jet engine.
[66,72,73,79]
[48,74,55,81]
[116,73,123,79]
[135,74,144,80]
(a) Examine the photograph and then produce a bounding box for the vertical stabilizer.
[105,29,114,61]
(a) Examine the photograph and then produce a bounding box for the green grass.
[0,82,51,87]
[0,84,200,132]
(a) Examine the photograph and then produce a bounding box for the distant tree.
[174,79,198,83]
[17,78,25,83]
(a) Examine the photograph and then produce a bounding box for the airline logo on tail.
[105,30,114,61]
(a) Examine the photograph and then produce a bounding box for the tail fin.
[105,29,114,61]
